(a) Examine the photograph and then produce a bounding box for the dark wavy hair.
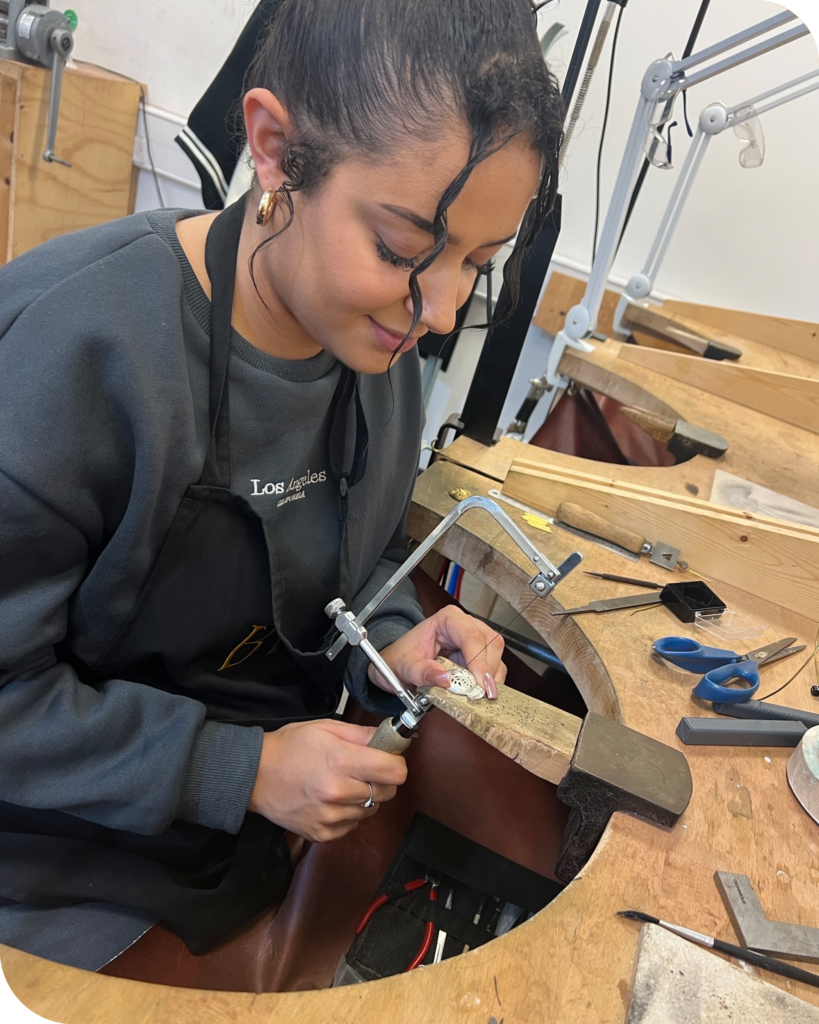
[245,0,563,343]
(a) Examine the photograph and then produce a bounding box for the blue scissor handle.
[691,661,760,703]
[653,636,740,673]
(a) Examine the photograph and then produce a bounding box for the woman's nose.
[404,267,473,337]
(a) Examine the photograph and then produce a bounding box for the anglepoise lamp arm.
[612,66,819,335]
[528,9,809,410]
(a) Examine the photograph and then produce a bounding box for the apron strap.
[328,367,370,491]
[200,197,247,488]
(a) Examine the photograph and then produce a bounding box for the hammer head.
[555,713,693,881]
[667,420,729,463]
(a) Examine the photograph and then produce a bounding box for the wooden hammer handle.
[556,502,647,555]
[368,716,413,754]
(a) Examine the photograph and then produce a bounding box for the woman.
[0,0,562,970]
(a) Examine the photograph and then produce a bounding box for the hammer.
[422,684,693,882]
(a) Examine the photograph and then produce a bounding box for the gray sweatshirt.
[0,209,424,966]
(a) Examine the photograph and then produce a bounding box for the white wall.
[549,0,819,319]
[66,0,819,442]
[69,1,258,114]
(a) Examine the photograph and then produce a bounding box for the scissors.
[652,636,806,703]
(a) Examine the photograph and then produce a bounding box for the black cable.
[682,0,713,59]
[561,0,604,112]
[757,628,819,702]
[593,4,624,262]
[75,59,165,209]
[615,0,711,251]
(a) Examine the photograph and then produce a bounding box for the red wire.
[406,888,437,971]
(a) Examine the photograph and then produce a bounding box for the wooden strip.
[0,65,21,264]
[508,455,819,538]
[665,298,819,364]
[421,684,581,786]
[618,345,819,436]
[502,466,819,620]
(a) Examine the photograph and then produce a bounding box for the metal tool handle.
[43,28,73,166]
[368,716,414,754]
[556,503,647,555]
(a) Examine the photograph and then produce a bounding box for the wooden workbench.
[3,339,819,1022]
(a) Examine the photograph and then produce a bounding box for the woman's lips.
[368,316,421,353]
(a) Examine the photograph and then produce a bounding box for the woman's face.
[245,97,543,374]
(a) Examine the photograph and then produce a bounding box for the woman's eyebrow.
[377,204,516,249]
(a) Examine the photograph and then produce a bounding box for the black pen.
[618,910,819,989]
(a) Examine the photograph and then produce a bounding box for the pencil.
[618,910,819,990]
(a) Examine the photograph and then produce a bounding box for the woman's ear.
[243,89,295,191]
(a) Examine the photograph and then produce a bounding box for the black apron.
[0,198,369,953]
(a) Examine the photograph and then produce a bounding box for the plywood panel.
[0,64,21,262]
[6,59,141,260]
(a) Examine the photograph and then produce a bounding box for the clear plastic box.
[693,609,764,642]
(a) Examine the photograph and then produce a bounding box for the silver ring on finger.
[362,782,375,809]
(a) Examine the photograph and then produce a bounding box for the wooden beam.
[560,347,682,419]
[0,64,21,263]
[507,456,819,538]
[421,685,581,786]
[665,298,819,364]
[618,345,819,436]
[502,464,819,621]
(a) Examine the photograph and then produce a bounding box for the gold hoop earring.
[256,188,280,227]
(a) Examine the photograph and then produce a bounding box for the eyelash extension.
[470,257,496,277]
[376,241,496,277]
[376,239,419,271]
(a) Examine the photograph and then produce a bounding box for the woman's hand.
[369,606,507,699]
[247,719,407,842]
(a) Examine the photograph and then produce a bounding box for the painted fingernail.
[424,668,451,687]
[484,672,498,699]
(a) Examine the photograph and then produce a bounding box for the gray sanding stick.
[677,717,806,746]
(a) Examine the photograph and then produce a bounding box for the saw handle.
[555,502,647,555]
[368,716,414,754]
